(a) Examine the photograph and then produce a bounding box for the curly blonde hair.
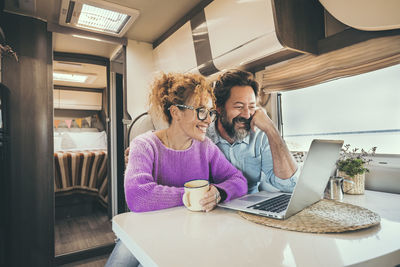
[149,73,215,124]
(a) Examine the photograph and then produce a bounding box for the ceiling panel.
[53,33,120,58]
[5,0,206,43]
[53,60,107,88]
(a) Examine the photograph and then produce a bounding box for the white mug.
[182,179,209,211]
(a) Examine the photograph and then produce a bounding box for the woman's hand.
[199,185,221,212]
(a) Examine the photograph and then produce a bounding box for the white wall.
[126,40,156,120]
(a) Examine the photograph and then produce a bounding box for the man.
[206,69,298,193]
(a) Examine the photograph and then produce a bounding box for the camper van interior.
[1,0,399,266]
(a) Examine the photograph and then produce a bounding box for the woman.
[106,73,247,266]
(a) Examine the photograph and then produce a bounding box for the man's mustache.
[232,116,251,128]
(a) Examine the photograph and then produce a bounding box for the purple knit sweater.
[125,131,248,212]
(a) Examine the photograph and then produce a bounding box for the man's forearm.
[261,123,297,179]
[251,109,297,179]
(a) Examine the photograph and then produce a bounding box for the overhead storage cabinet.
[204,0,284,70]
[153,0,324,75]
[153,22,198,73]
[54,89,102,110]
[53,89,60,109]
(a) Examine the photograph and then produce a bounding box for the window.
[59,0,140,37]
[281,64,400,154]
[77,4,130,34]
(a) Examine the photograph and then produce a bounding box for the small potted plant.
[336,144,377,194]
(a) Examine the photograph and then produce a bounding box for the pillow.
[60,132,77,150]
[61,131,107,150]
[54,135,63,151]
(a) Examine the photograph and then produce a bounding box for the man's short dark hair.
[213,69,259,108]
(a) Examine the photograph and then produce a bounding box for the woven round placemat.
[238,199,380,233]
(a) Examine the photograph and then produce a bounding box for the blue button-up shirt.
[207,122,298,194]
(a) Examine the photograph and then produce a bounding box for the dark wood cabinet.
[0,13,54,267]
[0,84,10,267]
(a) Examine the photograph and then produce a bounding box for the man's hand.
[250,108,274,133]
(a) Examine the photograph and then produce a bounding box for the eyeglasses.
[173,104,217,122]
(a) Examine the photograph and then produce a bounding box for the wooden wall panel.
[1,13,54,267]
[260,35,400,92]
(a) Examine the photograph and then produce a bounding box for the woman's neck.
[163,126,193,150]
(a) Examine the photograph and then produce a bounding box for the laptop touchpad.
[239,195,268,202]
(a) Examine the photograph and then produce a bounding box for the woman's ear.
[169,105,181,122]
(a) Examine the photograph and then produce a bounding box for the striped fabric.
[54,150,108,207]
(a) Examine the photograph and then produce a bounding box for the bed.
[54,130,108,207]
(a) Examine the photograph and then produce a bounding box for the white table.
[112,190,400,267]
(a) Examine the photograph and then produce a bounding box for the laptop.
[218,139,344,219]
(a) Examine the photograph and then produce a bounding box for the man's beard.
[219,109,251,142]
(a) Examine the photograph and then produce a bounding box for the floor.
[55,208,116,255]
[59,254,110,267]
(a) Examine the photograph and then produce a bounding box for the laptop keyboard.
[247,194,291,213]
